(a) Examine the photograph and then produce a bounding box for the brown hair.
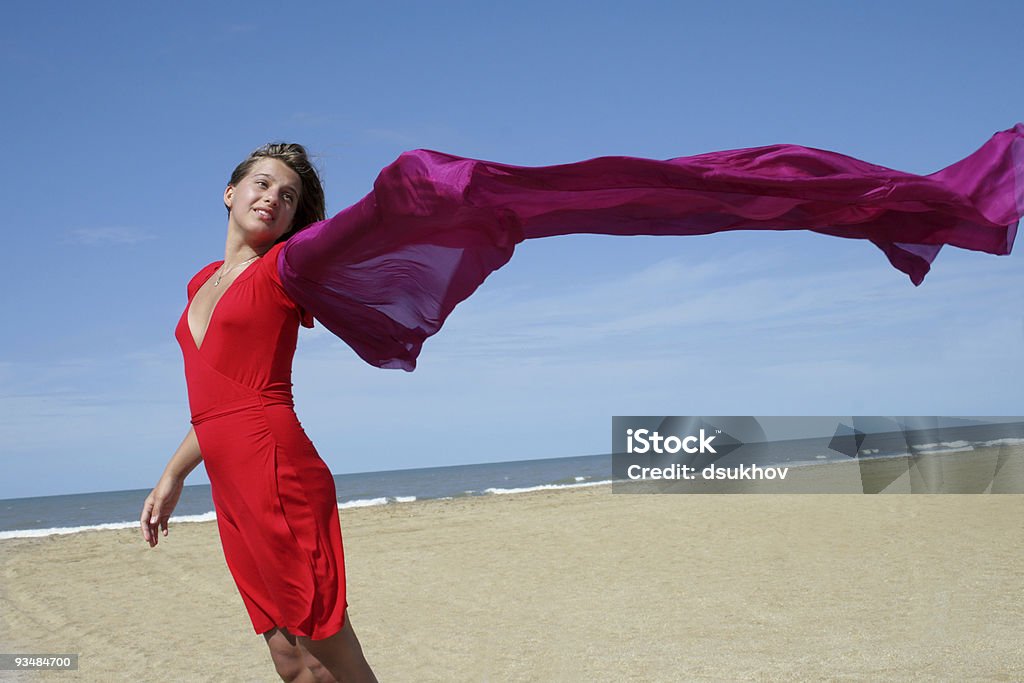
[226,143,326,242]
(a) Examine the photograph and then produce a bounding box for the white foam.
[167,511,218,524]
[0,511,218,540]
[2,478,614,539]
[981,438,1024,447]
[913,442,975,455]
[485,480,613,495]
[337,497,388,510]
[912,440,971,452]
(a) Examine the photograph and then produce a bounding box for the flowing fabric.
[278,125,1023,371]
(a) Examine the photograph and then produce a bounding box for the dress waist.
[190,388,295,425]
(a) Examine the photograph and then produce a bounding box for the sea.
[0,454,613,540]
[3,418,1023,539]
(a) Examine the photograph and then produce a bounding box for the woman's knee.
[302,656,336,683]
[264,628,308,682]
[298,618,371,678]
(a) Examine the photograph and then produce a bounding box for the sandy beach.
[2,480,1023,682]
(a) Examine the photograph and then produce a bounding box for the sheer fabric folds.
[278,125,1023,371]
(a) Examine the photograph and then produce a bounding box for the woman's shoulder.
[185,260,223,299]
[259,241,314,328]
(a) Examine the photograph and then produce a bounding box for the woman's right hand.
[142,427,203,547]
[140,473,185,547]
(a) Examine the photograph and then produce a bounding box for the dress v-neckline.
[186,260,259,352]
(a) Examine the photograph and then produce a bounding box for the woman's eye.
[256,180,268,188]
[284,194,294,203]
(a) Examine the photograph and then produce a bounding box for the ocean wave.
[0,511,218,540]
[912,443,975,455]
[911,440,972,453]
[980,438,1024,447]
[335,495,419,510]
[2,474,611,538]
[337,497,388,509]
[484,480,613,495]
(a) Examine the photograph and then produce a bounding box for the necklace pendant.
[212,255,256,289]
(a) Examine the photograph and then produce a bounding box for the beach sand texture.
[2,481,1023,681]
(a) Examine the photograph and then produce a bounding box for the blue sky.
[2,2,1022,499]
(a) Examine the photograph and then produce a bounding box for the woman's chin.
[232,223,287,246]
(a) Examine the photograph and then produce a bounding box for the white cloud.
[63,227,157,245]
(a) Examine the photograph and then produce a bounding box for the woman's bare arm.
[140,427,202,547]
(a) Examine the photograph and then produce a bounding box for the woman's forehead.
[246,158,301,188]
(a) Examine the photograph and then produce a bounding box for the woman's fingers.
[140,498,153,544]
[141,477,183,546]
[140,495,164,547]
[149,503,163,546]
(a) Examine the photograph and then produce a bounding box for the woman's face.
[224,158,302,245]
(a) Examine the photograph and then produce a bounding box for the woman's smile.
[254,206,276,222]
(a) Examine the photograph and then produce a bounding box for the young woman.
[142,126,1021,681]
[141,144,377,682]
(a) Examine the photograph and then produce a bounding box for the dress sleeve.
[187,262,221,300]
[264,242,314,328]
[278,124,1024,371]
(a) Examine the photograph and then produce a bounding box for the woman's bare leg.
[296,609,377,683]
[264,627,337,683]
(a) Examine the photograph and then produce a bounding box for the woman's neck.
[222,230,272,265]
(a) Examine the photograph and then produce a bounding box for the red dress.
[174,241,347,640]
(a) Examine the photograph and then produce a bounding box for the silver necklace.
[214,255,259,286]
